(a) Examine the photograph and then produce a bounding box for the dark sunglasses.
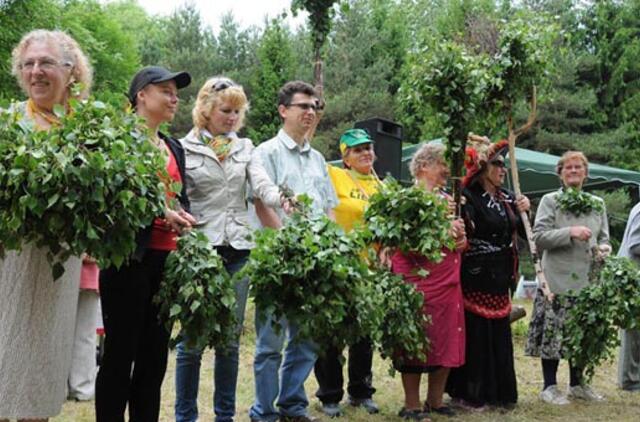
[212,79,236,92]
[489,160,506,168]
[287,102,318,111]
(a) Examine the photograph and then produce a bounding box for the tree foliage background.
[2,0,640,175]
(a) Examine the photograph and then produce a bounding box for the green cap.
[339,129,374,155]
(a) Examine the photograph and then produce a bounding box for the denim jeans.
[175,248,249,422]
[248,311,317,421]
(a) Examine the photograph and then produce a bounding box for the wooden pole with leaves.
[401,41,486,214]
[487,20,555,300]
[505,88,552,299]
[291,0,339,141]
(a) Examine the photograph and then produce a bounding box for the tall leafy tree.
[0,0,62,103]
[216,12,260,87]
[291,0,340,101]
[315,0,408,158]
[245,18,295,143]
[103,0,170,66]
[61,0,140,103]
[159,2,219,135]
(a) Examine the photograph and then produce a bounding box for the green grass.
[55,300,640,421]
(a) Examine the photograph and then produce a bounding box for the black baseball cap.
[128,66,191,107]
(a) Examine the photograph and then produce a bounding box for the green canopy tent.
[399,142,640,200]
[329,141,640,200]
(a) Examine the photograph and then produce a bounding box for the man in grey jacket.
[618,201,640,391]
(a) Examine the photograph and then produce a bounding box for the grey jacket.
[618,202,640,263]
[533,189,610,295]
[180,129,281,250]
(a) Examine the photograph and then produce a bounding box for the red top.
[391,249,465,368]
[148,148,181,251]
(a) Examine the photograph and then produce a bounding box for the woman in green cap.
[314,128,381,417]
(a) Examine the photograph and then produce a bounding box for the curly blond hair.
[410,142,446,178]
[11,29,93,99]
[192,77,249,134]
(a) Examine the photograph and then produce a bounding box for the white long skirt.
[0,244,81,419]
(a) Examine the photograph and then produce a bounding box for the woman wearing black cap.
[95,66,196,422]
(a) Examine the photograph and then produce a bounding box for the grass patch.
[55,300,640,421]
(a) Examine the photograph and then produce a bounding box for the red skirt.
[391,249,465,369]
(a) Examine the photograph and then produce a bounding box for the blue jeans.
[175,248,249,422]
[248,311,317,421]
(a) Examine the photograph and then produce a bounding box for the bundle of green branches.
[246,194,429,362]
[562,256,640,381]
[246,197,372,353]
[156,230,237,350]
[370,268,430,366]
[364,178,454,264]
[0,99,167,279]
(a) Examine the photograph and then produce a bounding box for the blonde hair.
[11,29,93,99]
[556,151,589,176]
[192,77,249,133]
[410,143,446,178]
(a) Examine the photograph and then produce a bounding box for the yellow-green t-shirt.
[327,165,380,232]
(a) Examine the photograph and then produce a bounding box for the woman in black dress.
[445,137,530,410]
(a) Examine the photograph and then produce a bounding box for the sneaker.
[568,385,604,401]
[539,385,570,405]
[398,407,432,421]
[347,397,379,414]
[320,402,343,418]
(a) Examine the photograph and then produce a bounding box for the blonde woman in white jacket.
[175,77,286,422]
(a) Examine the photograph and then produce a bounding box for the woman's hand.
[570,225,592,241]
[451,218,467,251]
[446,196,457,216]
[515,194,530,213]
[378,246,395,269]
[595,243,612,261]
[81,253,96,264]
[165,209,197,234]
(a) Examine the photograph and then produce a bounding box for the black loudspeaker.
[354,118,403,180]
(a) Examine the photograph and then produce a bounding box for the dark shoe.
[347,396,379,414]
[398,407,431,421]
[424,403,456,417]
[279,415,322,422]
[320,402,343,418]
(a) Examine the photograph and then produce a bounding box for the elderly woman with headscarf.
[174,76,289,422]
[95,66,196,422]
[445,137,530,411]
[391,143,466,421]
[525,151,610,404]
[0,29,92,422]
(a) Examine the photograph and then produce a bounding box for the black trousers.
[314,337,376,404]
[95,249,170,422]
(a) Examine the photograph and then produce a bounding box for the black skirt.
[445,311,517,407]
